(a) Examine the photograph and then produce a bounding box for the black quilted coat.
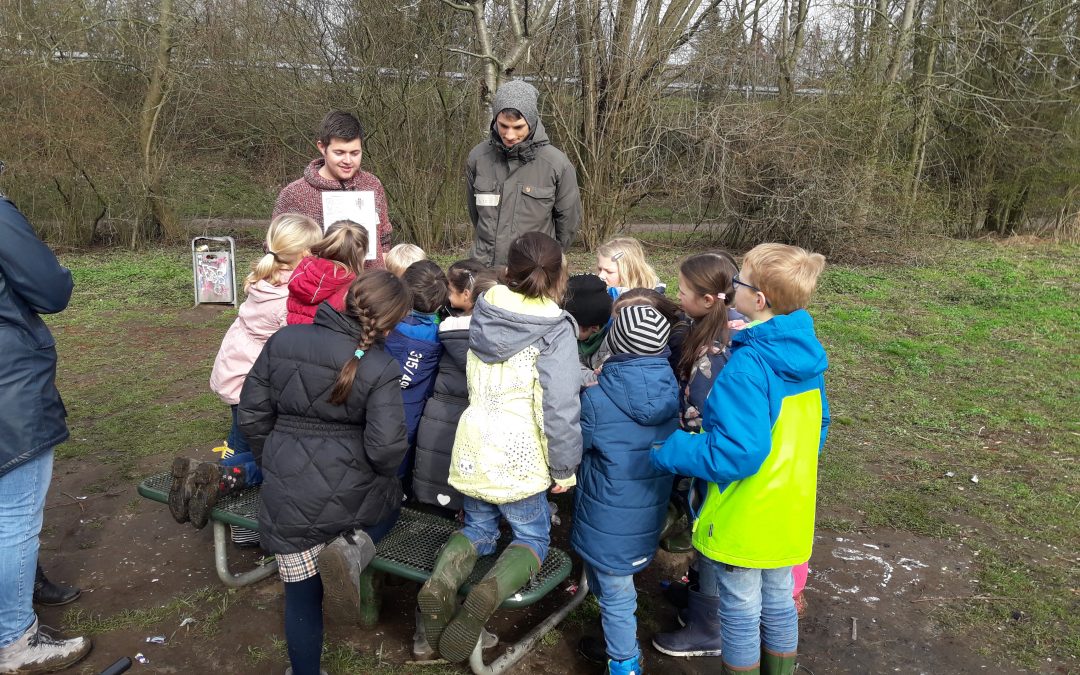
[238,303,408,554]
[412,325,469,511]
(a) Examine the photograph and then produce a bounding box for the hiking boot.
[608,654,644,675]
[188,463,247,529]
[318,529,377,626]
[651,586,723,657]
[761,648,796,675]
[33,566,81,607]
[417,533,478,650]
[168,457,200,524]
[439,544,539,663]
[0,619,91,673]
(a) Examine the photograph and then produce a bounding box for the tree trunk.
[136,0,175,247]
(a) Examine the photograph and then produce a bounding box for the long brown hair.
[502,232,567,303]
[311,220,368,277]
[677,252,737,382]
[329,271,412,405]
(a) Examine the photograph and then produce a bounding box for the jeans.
[699,557,798,667]
[0,449,53,648]
[460,492,550,563]
[585,565,639,662]
[222,405,261,485]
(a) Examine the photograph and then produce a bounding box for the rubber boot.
[189,463,247,529]
[416,533,478,651]
[439,544,539,663]
[33,565,81,607]
[607,653,643,675]
[168,457,200,524]
[761,648,796,675]
[722,663,760,675]
[318,529,377,626]
[651,586,723,657]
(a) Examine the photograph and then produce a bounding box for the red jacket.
[286,256,355,325]
[273,158,392,269]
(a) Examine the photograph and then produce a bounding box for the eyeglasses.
[733,274,771,308]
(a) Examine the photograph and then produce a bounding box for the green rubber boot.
[417,533,478,650]
[439,544,540,663]
[761,648,796,675]
[722,662,761,675]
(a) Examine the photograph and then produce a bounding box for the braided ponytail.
[329,271,412,405]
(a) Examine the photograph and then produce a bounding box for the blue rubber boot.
[608,654,643,674]
[651,586,723,657]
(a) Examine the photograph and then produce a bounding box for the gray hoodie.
[448,285,583,503]
[466,81,582,267]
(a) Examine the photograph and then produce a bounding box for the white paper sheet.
[322,190,378,260]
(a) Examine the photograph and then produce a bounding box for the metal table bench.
[138,471,588,674]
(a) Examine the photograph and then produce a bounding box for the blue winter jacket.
[572,352,680,575]
[0,197,74,476]
[385,312,442,477]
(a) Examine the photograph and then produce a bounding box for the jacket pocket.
[473,178,501,208]
[514,184,556,228]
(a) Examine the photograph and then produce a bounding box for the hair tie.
[354,349,365,359]
[611,251,625,261]
[716,292,726,301]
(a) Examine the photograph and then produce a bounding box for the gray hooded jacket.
[467,81,582,267]
[448,285,583,503]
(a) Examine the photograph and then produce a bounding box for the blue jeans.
[222,405,261,485]
[460,492,549,563]
[699,557,798,667]
[0,449,53,648]
[585,565,639,662]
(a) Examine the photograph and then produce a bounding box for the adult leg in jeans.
[702,558,762,669]
[586,565,640,663]
[0,449,52,647]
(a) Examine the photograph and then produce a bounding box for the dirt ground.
[37,307,1025,675]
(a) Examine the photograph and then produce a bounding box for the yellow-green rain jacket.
[652,309,829,568]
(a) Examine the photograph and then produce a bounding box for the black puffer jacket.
[238,303,408,554]
[412,325,468,511]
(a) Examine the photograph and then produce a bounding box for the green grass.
[47,236,1079,670]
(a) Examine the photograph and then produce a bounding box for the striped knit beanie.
[607,305,670,356]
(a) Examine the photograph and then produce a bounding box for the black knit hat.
[565,274,612,328]
[608,305,670,356]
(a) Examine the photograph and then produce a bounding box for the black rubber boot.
[33,565,81,607]
[168,457,200,524]
[651,586,723,657]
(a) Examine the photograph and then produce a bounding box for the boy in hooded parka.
[572,305,680,675]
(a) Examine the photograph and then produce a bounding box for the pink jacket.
[209,272,291,405]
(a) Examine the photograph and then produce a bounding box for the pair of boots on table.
[417,533,539,663]
[168,457,249,529]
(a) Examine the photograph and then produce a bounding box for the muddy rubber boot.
[319,529,377,626]
[722,662,760,675]
[168,457,200,524]
[417,533,478,650]
[0,619,92,674]
[439,544,539,663]
[33,566,81,607]
[188,463,247,529]
[651,586,723,657]
[761,648,796,675]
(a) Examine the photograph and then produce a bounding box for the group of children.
[165,215,829,675]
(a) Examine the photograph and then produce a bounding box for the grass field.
[47,235,1079,670]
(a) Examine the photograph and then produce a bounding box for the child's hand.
[550,484,570,494]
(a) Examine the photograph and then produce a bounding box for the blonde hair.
[597,237,659,290]
[742,243,826,314]
[385,243,427,277]
[311,220,368,277]
[246,213,322,291]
